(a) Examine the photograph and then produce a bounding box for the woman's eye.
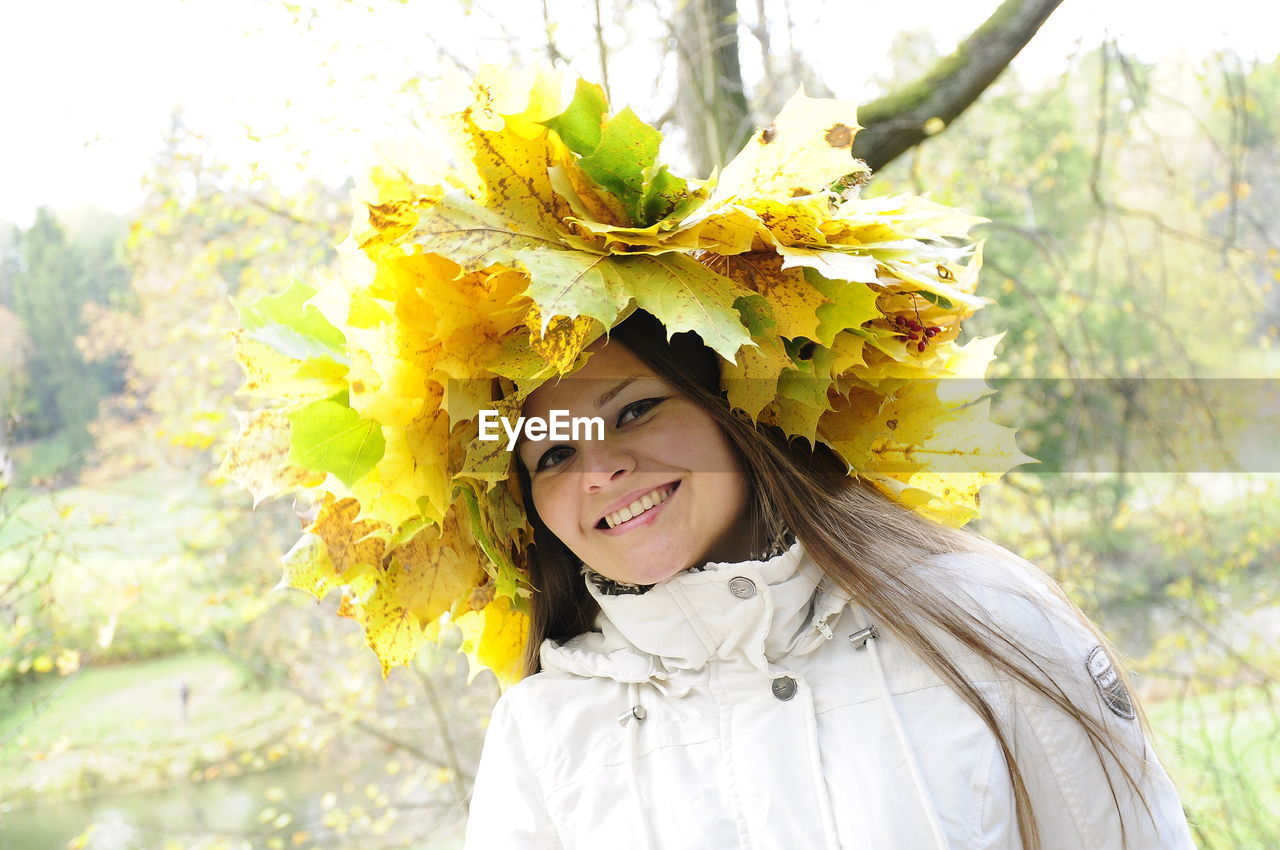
[535,398,664,471]
[618,397,664,426]
[536,445,574,471]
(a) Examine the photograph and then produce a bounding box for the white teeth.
[604,484,673,529]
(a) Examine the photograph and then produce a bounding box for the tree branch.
[674,0,752,176]
[412,654,471,804]
[853,0,1066,172]
[541,0,566,66]
[594,0,612,104]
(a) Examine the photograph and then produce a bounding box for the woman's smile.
[595,480,680,534]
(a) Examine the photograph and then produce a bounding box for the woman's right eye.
[537,446,573,471]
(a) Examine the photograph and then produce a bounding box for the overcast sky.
[2,0,1275,229]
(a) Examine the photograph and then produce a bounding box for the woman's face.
[516,336,758,585]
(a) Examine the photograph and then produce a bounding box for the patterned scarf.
[581,528,798,596]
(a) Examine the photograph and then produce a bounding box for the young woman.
[462,308,1196,850]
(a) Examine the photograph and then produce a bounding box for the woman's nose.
[578,440,636,491]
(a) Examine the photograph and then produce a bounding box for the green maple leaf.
[544,83,688,227]
[288,392,386,486]
[237,277,347,363]
[544,78,608,155]
[513,247,633,336]
[804,268,882,347]
[619,253,754,361]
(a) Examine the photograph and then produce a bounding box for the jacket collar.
[558,539,850,678]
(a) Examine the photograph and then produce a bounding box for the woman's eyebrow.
[595,377,639,409]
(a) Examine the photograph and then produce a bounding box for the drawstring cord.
[855,624,951,850]
[617,680,657,850]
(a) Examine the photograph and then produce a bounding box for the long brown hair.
[514,309,1152,850]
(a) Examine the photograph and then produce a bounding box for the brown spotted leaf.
[711,89,868,202]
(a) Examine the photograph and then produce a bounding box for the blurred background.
[1,0,1277,847]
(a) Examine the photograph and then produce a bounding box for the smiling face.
[516,336,759,585]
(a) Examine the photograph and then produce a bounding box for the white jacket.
[464,540,1195,849]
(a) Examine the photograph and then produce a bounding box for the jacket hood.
[539,539,852,691]
[537,539,859,850]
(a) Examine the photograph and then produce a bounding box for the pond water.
[0,760,466,849]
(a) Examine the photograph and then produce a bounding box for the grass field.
[1,464,284,669]
[1,465,301,803]
[0,650,303,803]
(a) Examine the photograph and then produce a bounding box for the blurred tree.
[1214,54,1280,333]
[0,306,28,443]
[79,109,349,481]
[286,0,1065,180]
[0,209,127,457]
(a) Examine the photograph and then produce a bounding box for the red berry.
[924,327,939,337]
[917,340,927,352]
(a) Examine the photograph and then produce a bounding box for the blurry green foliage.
[0,209,129,461]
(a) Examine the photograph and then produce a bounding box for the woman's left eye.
[618,397,664,426]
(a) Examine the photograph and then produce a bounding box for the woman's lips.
[596,481,680,535]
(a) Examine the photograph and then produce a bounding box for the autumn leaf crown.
[222,66,1032,685]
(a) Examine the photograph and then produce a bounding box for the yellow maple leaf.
[710,89,866,203]
[229,330,348,402]
[308,497,387,573]
[218,408,325,506]
[707,251,826,342]
[277,533,345,602]
[723,334,789,422]
[389,513,487,625]
[362,573,427,680]
[454,594,529,690]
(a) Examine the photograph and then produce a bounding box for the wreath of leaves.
[221,67,1033,686]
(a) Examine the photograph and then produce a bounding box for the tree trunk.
[852,0,1066,172]
[674,0,752,177]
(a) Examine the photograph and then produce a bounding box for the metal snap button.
[728,577,757,599]
[771,676,798,701]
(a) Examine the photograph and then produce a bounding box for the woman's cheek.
[648,411,716,463]
[534,480,579,541]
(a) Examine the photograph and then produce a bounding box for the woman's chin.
[591,545,691,586]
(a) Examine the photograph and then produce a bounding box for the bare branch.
[853,0,1066,172]
[413,654,471,804]
[541,0,566,67]
[594,0,612,104]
